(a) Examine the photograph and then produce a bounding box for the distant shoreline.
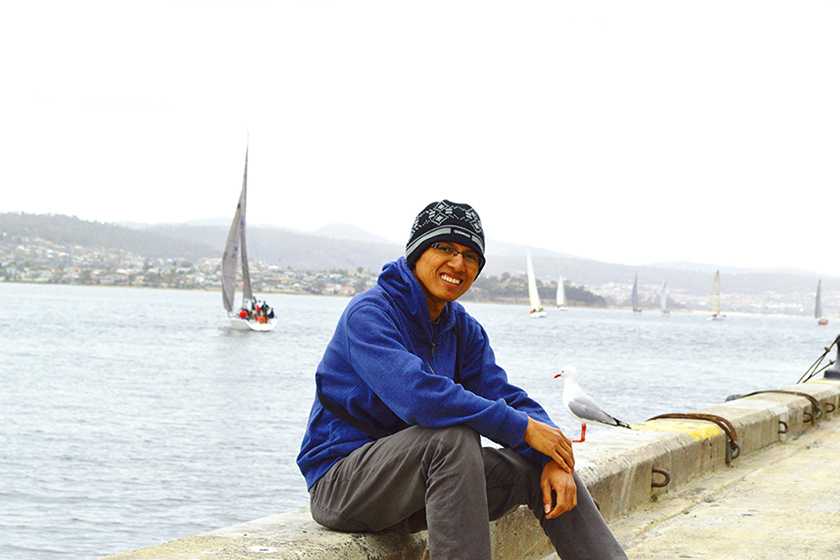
[3,278,826,319]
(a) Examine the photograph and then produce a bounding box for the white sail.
[238,146,253,304]
[710,271,720,315]
[815,280,823,318]
[816,280,827,324]
[631,274,641,312]
[556,276,566,308]
[707,270,724,320]
[659,280,669,315]
[526,251,545,317]
[221,144,249,313]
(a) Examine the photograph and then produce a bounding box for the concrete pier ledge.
[609,404,840,559]
[101,379,840,560]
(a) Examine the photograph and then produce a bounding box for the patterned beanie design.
[405,200,485,274]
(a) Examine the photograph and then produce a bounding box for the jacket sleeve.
[344,303,531,449]
[456,313,558,466]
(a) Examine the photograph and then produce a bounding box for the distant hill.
[310,223,396,245]
[145,223,403,272]
[2,212,835,299]
[0,213,216,262]
[649,261,827,277]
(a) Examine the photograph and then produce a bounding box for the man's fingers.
[553,442,575,471]
[553,451,573,473]
[541,478,553,514]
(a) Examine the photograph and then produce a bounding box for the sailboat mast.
[239,141,253,304]
[221,143,249,313]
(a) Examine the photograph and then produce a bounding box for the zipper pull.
[428,342,437,374]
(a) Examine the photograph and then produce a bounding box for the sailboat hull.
[229,316,252,331]
[229,314,278,331]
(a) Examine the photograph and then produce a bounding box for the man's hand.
[541,460,578,519]
[523,417,575,473]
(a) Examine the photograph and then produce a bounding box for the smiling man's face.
[412,241,479,320]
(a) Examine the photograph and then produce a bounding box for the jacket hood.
[378,258,457,341]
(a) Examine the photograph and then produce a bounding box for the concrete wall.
[101,378,840,560]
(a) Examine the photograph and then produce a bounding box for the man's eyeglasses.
[430,242,483,270]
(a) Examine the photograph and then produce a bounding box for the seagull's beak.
[554,372,563,379]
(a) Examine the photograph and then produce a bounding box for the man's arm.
[454,314,575,470]
[523,417,575,472]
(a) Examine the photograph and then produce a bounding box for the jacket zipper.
[428,342,437,375]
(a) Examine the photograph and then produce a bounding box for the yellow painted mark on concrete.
[634,420,723,441]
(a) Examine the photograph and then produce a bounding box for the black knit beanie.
[405,200,486,274]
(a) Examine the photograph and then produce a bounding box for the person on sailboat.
[264,300,275,320]
[241,298,254,320]
[297,200,626,560]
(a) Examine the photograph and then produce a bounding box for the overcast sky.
[3,1,839,276]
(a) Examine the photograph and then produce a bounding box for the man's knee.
[431,424,481,448]
[420,424,482,471]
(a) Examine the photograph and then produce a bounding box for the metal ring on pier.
[729,439,741,461]
[647,413,740,465]
[825,402,836,414]
[778,420,788,434]
[651,467,671,488]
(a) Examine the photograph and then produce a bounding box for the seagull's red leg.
[573,423,586,443]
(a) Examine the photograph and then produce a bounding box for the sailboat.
[659,280,670,316]
[631,274,642,313]
[707,270,725,321]
[221,141,277,332]
[816,280,828,325]
[526,251,546,317]
[556,276,567,310]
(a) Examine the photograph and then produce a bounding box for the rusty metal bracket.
[647,412,740,465]
[651,467,671,488]
[739,390,823,425]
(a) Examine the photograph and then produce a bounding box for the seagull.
[554,365,631,442]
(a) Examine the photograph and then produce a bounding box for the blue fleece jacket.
[296,257,557,489]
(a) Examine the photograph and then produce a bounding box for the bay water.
[2,282,835,559]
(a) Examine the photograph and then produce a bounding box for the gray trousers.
[309,425,627,560]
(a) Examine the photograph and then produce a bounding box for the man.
[297,200,627,560]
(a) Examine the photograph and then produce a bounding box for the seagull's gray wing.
[567,391,622,427]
